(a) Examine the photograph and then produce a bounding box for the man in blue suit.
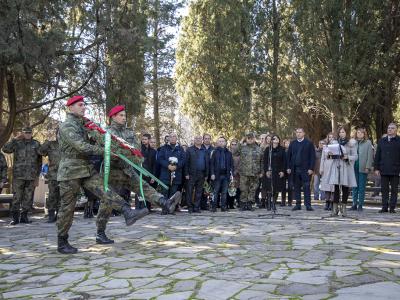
[287,128,316,211]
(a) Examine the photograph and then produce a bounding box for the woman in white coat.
[326,126,358,216]
[320,132,337,211]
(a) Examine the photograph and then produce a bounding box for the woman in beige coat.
[326,127,358,216]
[319,132,337,211]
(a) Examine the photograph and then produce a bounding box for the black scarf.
[338,138,348,146]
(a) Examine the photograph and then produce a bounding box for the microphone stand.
[268,143,277,214]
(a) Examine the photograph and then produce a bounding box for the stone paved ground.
[1,204,400,299]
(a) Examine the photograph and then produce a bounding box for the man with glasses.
[374,123,400,213]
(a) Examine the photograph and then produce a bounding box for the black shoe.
[193,208,201,213]
[211,207,217,213]
[379,208,389,213]
[221,207,227,212]
[292,205,301,211]
[96,231,114,244]
[9,212,20,225]
[20,212,32,224]
[357,206,363,212]
[350,205,357,211]
[159,192,182,214]
[306,206,314,211]
[122,205,149,226]
[390,208,396,213]
[47,209,57,223]
[280,202,286,207]
[57,235,78,254]
[324,201,330,211]
[248,203,254,211]
[288,202,293,207]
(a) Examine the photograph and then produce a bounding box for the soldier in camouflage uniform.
[56,96,149,254]
[233,132,264,211]
[106,105,181,219]
[38,129,61,223]
[2,127,42,224]
[0,152,8,193]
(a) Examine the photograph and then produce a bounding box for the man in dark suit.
[287,128,316,211]
[185,135,209,213]
[374,123,400,213]
[210,137,233,212]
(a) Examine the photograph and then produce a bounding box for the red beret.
[66,95,84,106]
[108,105,125,118]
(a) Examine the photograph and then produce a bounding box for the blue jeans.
[294,168,312,208]
[313,174,325,200]
[212,175,229,208]
[352,167,367,207]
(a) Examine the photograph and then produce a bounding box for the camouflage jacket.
[2,138,42,180]
[38,140,60,180]
[234,143,263,177]
[107,120,139,177]
[57,113,103,181]
[0,152,8,183]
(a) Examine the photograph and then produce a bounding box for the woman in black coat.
[264,135,286,211]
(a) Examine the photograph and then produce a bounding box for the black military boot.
[20,212,32,224]
[47,209,56,223]
[96,230,114,244]
[57,235,78,254]
[9,212,20,225]
[158,192,182,215]
[122,204,149,226]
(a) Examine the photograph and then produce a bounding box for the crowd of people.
[0,95,399,254]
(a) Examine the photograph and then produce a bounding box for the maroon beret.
[66,95,84,106]
[108,105,125,118]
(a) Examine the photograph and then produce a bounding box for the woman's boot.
[331,203,339,217]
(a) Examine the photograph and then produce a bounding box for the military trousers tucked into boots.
[12,179,36,213]
[240,175,259,203]
[57,172,128,237]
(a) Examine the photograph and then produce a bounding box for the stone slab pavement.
[0,204,400,299]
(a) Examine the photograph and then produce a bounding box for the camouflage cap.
[22,126,33,133]
[246,132,256,138]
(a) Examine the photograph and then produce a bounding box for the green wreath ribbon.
[103,132,111,192]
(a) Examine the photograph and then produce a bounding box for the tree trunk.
[0,68,4,127]
[270,0,280,132]
[152,0,161,147]
[0,71,17,147]
[331,112,338,133]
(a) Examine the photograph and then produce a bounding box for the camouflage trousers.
[57,172,128,237]
[109,168,163,208]
[240,175,259,203]
[11,179,36,213]
[47,180,61,211]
